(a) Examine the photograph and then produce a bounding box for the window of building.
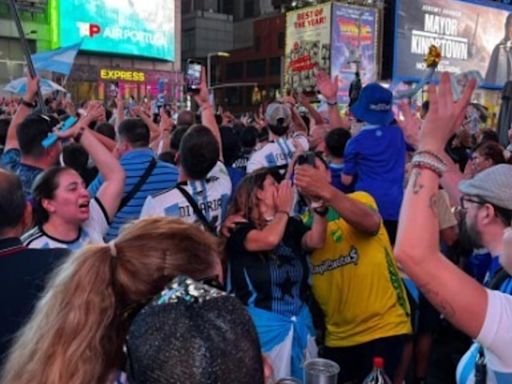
[243,0,255,18]
[268,57,281,76]
[246,59,266,78]
[226,62,244,80]
[226,86,243,106]
[222,0,234,15]
[255,36,261,52]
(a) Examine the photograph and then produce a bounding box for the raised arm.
[150,109,173,154]
[316,71,350,130]
[193,67,223,162]
[57,104,125,220]
[4,76,39,151]
[394,72,486,339]
[243,180,294,251]
[298,93,324,125]
[115,93,125,131]
[133,106,160,144]
[295,158,380,236]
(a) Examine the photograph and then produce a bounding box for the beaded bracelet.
[411,153,446,177]
[415,149,446,165]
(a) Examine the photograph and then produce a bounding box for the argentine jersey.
[246,134,309,174]
[456,290,512,383]
[22,198,109,251]
[303,191,412,347]
[140,162,232,233]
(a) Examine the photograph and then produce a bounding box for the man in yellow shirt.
[295,156,412,384]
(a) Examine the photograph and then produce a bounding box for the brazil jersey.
[303,191,412,347]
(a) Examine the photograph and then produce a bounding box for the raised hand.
[193,66,209,108]
[419,72,476,153]
[294,157,331,201]
[275,180,295,214]
[316,70,338,103]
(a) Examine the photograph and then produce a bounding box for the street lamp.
[207,51,230,89]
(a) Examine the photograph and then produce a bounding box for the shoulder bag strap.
[175,184,217,235]
[118,158,157,212]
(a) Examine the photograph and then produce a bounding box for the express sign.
[99,69,146,82]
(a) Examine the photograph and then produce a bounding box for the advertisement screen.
[331,4,378,105]
[285,3,332,94]
[394,0,512,88]
[59,0,175,61]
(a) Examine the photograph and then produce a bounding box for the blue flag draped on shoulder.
[31,41,82,76]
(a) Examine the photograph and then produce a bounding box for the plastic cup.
[276,378,302,384]
[304,358,340,384]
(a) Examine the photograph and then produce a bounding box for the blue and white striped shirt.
[88,148,178,241]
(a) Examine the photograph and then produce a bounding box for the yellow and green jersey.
[303,191,412,347]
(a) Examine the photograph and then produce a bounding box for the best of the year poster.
[285,3,332,94]
[395,0,512,88]
[330,4,378,105]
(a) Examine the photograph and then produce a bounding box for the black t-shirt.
[0,238,69,363]
[226,218,309,318]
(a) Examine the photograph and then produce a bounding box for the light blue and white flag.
[31,41,82,76]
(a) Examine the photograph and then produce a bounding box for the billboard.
[285,3,332,93]
[330,4,378,105]
[394,0,512,88]
[58,0,175,61]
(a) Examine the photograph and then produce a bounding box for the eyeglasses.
[459,195,487,210]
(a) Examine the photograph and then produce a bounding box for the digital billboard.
[331,4,378,105]
[394,0,512,88]
[58,0,175,61]
[285,3,332,93]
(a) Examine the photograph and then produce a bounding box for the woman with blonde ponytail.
[1,217,223,384]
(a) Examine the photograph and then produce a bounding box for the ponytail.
[2,217,222,384]
[1,244,119,384]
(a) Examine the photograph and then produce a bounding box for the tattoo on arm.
[411,169,424,195]
[429,193,439,216]
[417,281,456,321]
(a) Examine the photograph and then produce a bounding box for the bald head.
[0,170,26,235]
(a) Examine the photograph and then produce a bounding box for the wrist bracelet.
[21,99,36,109]
[415,149,446,165]
[410,157,446,177]
[326,100,337,106]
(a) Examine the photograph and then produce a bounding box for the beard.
[458,214,484,250]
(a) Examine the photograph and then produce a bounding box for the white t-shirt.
[22,198,109,251]
[456,289,512,383]
[140,162,232,233]
[246,134,309,174]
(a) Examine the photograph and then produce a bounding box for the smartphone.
[186,59,202,94]
[297,151,316,166]
[41,116,78,148]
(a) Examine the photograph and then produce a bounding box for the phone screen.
[186,61,202,93]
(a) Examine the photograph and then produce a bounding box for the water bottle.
[362,357,392,384]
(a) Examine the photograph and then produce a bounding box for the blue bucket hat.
[350,83,394,125]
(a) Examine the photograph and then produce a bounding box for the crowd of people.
[0,65,511,384]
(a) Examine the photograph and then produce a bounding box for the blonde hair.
[1,217,221,384]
